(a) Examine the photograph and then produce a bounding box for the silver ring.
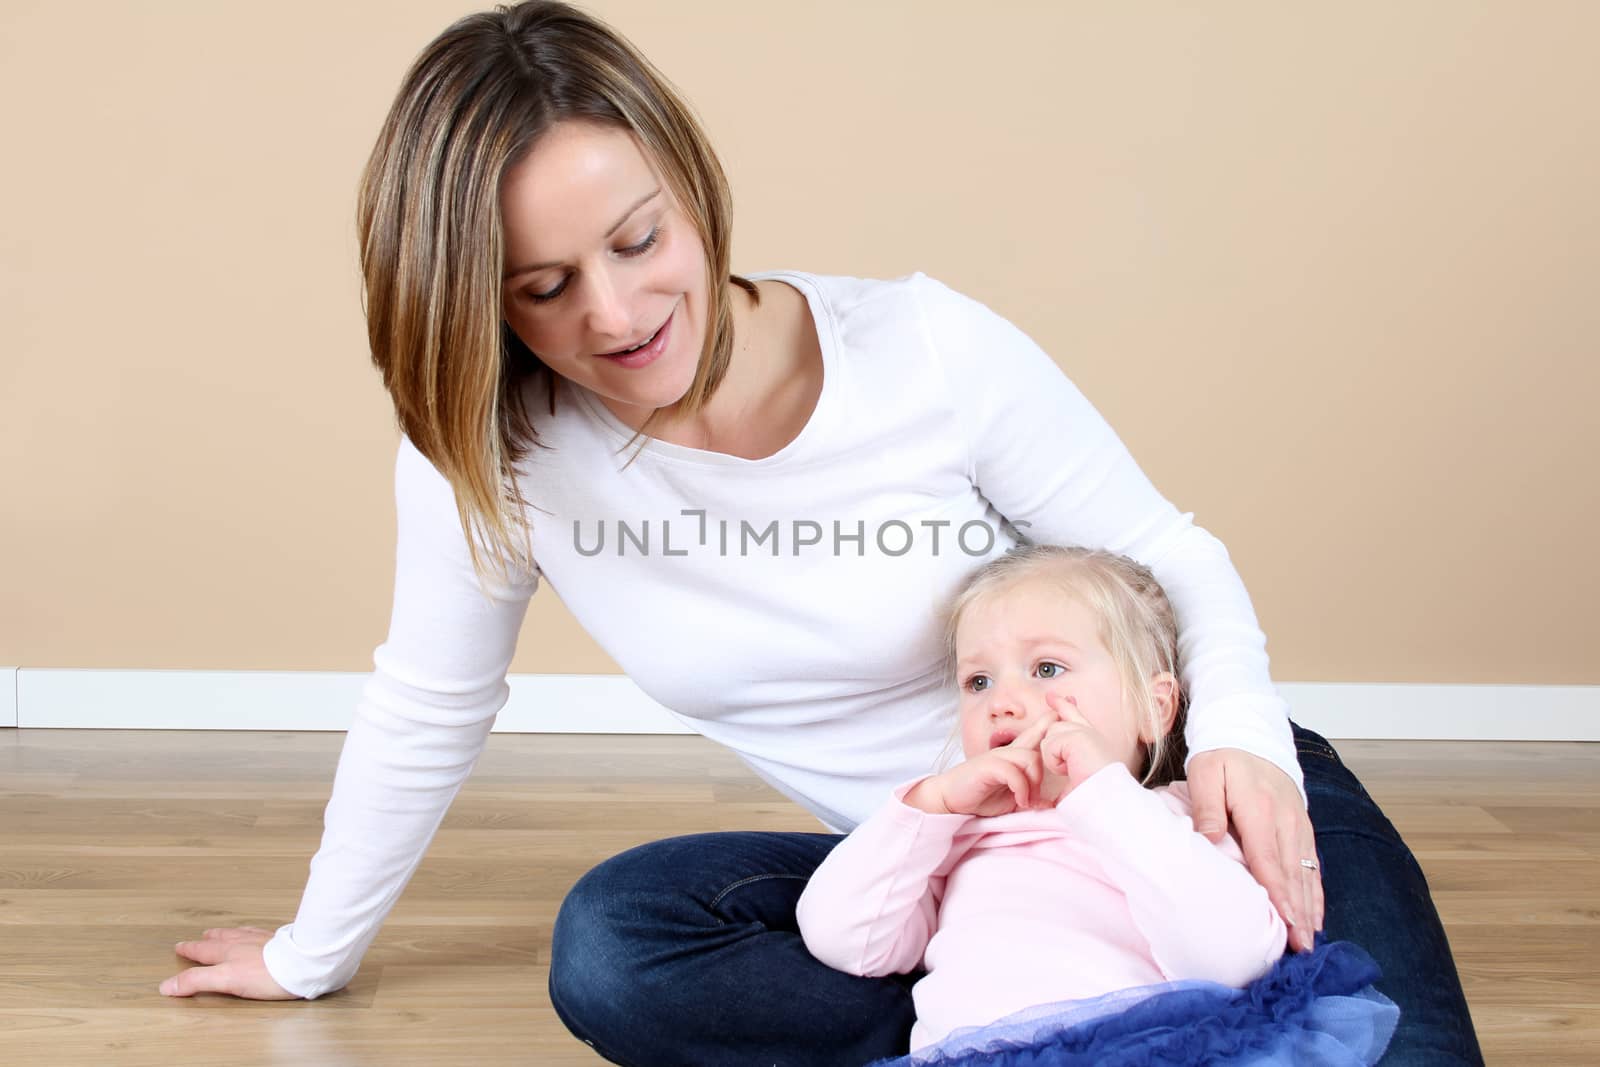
[1299,858,1320,871]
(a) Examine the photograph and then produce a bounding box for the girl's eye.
[1036,662,1065,679]
[526,226,663,305]
[965,675,990,693]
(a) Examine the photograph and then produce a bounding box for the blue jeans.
[549,724,1483,1065]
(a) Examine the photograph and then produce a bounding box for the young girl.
[797,545,1397,1065]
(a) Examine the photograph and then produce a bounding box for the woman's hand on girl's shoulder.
[161,926,299,1000]
[1187,749,1324,953]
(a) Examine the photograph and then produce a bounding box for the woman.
[162,3,1482,1065]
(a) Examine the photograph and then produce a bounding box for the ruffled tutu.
[870,938,1398,1067]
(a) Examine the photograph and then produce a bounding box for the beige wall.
[3,1,1596,686]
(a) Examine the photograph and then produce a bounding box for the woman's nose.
[583,268,633,340]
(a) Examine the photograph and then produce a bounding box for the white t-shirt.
[262,270,1301,998]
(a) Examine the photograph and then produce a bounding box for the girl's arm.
[796,780,972,977]
[1057,764,1288,987]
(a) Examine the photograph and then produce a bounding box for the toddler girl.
[797,545,1396,1065]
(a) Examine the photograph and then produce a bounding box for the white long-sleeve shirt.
[262,270,1301,998]
[796,765,1288,1051]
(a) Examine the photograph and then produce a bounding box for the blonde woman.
[162,4,1480,1065]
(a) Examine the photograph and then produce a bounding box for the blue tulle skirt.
[870,938,1398,1067]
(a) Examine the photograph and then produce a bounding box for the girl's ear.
[1140,672,1180,743]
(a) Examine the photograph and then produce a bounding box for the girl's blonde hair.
[945,544,1190,787]
[359,1,757,591]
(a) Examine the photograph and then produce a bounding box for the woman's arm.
[1058,765,1288,986]
[911,274,1322,947]
[266,438,537,997]
[164,437,536,999]
[796,780,971,978]
[911,273,1299,791]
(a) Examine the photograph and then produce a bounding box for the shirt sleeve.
[261,436,537,998]
[1057,765,1288,986]
[796,778,972,978]
[910,274,1303,799]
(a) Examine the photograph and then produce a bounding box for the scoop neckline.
[571,270,834,469]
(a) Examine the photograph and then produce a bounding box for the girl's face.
[953,582,1151,772]
[499,120,709,429]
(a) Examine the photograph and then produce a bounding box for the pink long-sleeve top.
[796,762,1289,1052]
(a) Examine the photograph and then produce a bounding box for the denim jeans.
[549,724,1483,1066]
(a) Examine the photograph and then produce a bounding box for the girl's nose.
[990,689,1025,719]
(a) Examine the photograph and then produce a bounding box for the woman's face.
[499,121,709,427]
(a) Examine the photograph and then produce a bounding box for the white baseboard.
[1276,682,1596,741]
[13,669,691,734]
[8,669,1597,741]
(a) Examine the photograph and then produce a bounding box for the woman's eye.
[621,226,661,258]
[525,227,661,305]
[1036,662,1064,679]
[529,279,568,304]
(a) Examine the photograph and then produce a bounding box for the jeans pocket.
[1292,726,1378,805]
[1296,740,1340,763]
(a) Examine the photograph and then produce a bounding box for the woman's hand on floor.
[1187,749,1324,953]
[161,926,298,999]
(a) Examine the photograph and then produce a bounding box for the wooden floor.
[1,730,1594,1065]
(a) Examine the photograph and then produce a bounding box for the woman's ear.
[1140,672,1180,742]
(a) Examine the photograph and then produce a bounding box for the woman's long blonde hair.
[359,1,757,591]
[945,544,1190,787]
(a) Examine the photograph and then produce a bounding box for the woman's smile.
[595,302,675,368]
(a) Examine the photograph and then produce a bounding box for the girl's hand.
[160,927,299,999]
[906,715,1056,817]
[1039,692,1119,795]
[1187,749,1324,953]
